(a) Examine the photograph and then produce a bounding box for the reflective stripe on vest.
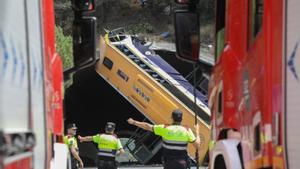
[96,134,120,157]
[97,148,117,157]
[162,139,188,151]
[97,152,115,157]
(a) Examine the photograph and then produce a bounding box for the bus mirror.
[73,17,97,68]
[71,0,95,11]
[174,10,200,62]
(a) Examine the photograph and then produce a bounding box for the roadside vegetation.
[55,25,73,88]
[54,0,214,71]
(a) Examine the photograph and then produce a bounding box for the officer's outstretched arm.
[78,135,93,142]
[127,118,153,131]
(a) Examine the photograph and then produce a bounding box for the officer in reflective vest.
[127,109,201,169]
[64,123,84,169]
[78,122,125,169]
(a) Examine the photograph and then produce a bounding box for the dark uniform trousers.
[163,158,189,169]
[97,158,117,169]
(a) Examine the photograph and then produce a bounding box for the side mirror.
[71,0,95,11]
[174,10,200,62]
[73,17,97,68]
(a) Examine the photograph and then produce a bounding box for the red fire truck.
[0,0,96,168]
[174,0,300,168]
[208,0,300,168]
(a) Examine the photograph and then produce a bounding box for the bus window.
[215,0,227,61]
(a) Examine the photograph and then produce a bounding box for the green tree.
[55,25,73,70]
[55,26,74,88]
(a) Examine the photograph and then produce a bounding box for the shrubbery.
[55,26,73,70]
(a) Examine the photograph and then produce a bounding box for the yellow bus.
[96,28,211,164]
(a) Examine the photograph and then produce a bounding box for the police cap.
[172,109,183,122]
[67,123,78,130]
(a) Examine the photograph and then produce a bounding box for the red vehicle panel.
[208,0,287,168]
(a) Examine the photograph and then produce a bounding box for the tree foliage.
[55,26,73,70]
[146,0,172,15]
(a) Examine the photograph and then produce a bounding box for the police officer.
[127,109,201,169]
[78,122,125,169]
[64,123,84,169]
